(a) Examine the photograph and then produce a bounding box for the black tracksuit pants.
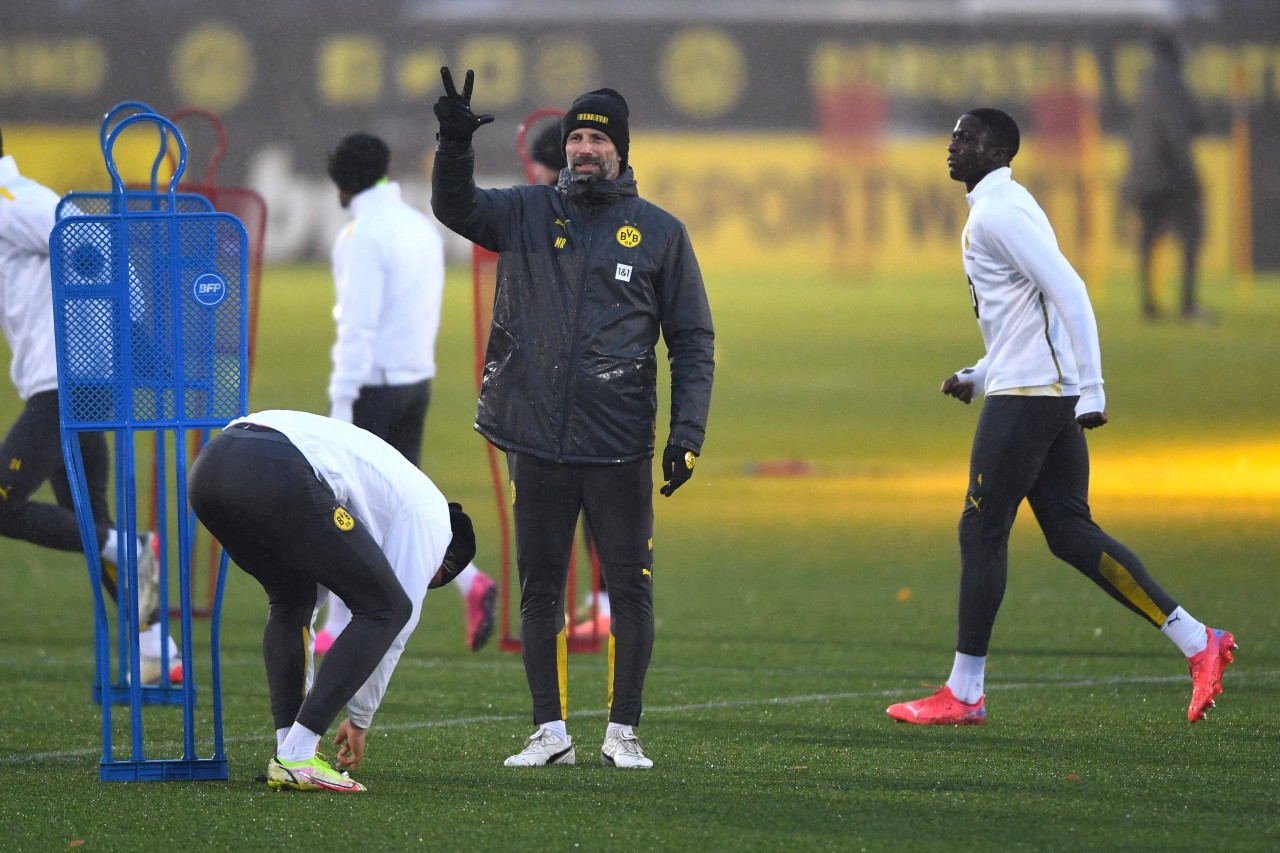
[0,389,121,591]
[188,425,411,735]
[507,451,654,727]
[353,379,431,466]
[957,395,1178,657]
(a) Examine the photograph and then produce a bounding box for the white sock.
[101,529,119,562]
[946,651,986,704]
[276,727,291,750]
[606,722,632,738]
[321,596,352,636]
[138,622,179,658]
[453,562,480,597]
[539,719,568,739]
[101,532,149,563]
[278,723,322,763]
[1161,606,1208,656]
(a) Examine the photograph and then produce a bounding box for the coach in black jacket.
[432,69,714,770]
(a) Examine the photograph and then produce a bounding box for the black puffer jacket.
[432,140,714,464]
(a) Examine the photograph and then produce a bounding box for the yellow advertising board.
[5,125,180,197]
[632,133,1234,285]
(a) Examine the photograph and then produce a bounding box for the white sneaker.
[503,728,576,767]
[601,730,653,769]
[138,655,162,685]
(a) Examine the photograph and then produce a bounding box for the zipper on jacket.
[555,211,592,457]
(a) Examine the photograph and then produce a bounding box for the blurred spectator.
[1122,32,1208,322]
[527,122,567,186]
[315,132,497,656]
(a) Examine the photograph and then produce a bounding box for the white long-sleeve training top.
[0,155,61,401]
[229,409,452,729]
[328,181,444,422]
[957,167,1106,417]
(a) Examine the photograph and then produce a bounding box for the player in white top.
[317,133,496,656]
[187,410,477,792]
[0,128,174,681]
[886,109,1235,727]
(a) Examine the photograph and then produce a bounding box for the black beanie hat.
[529,122,567,171]
[562,88,629,172]
[327,132,390,195]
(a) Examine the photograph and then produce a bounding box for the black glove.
[660,444,697,497]
[433,67,495,145]
[431,502,476,589]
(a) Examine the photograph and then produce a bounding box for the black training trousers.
[188,425,412,735]
[0,389,112,551]
[507,451,654,727]
[957,395,1178,657]
[0,390,123,593]
[353,379,432,466]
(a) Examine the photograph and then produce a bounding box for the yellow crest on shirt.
[616,225,641,248]
[963,227,970,251]
[333,507,355,531]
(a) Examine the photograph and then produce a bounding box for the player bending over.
[189,410,476,792]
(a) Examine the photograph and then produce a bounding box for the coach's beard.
[565,157,615,203]
[569,155,609,184]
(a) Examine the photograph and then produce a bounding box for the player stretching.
[189,410,477,792]
[887,109,1235,726]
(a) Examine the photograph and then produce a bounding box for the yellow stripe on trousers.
[302,626,313,702]
[1099,552,1168,625]
[557,626,568,720]
[607,632,616,714]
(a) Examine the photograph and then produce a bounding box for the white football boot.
[504,727,576,767]
[600,729,653,769]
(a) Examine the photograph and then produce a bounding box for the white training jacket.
[328,181,444,422]
[0,155,60,401]
[229,409,452,730]
[956,167,1106,417]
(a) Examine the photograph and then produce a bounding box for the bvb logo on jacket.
[616,224,641,248]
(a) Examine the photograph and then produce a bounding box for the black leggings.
[188,425,411,734]
[957,395,1178,656]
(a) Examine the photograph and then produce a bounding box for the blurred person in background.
[432,68,714,770]
[315,132,497,656]
[527,122,567,186]
[0,126,176,683]
[886,108,1235,727]
[526,120,611,641]
[188,409,477,792]
[1122,31,1208,322]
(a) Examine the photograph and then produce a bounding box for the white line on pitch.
[2,669,1270,767]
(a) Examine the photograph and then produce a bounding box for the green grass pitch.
[0,263,1275,850]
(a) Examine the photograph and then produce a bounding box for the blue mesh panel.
[56,191,213,220]
[51,211,248,430]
